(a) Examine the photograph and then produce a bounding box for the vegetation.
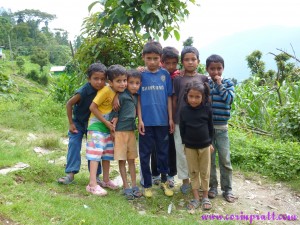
[89,0,198,41]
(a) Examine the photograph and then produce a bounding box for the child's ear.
[108,80,113,86]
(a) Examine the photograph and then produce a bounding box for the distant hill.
[199,26,300,82]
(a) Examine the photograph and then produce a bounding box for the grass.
[0,65,299,224]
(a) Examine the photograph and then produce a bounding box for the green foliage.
[26,69,39,82]
[30,47,49,71]
[39,73,49,86]
[16,56,25,74]
[48,45,71,65]
[50,73,80,103]
[76,14,145,74]
[230,129,300,181]
[90,0,197,41]
[183,36,194,47]
[0,64,14,94]
[275,101,300,140]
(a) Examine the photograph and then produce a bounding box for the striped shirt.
[208,78,235,125]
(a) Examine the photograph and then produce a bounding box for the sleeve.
[93,87,107,106]
[173,77,179,96]
[217,79,235,105]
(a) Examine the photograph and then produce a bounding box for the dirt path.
[198,171,300,224]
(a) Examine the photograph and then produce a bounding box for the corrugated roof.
[50,66,66,72]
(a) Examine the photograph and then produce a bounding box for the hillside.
[200,26,300,82]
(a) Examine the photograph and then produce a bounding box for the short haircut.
[184,81,211,105]
[87,62,107,78]
[162,46,179,63]
[127,69,141,81]
[106,64,127,81]
[206,54,225,69]
[180,46,200,63]
[142,41,163,55]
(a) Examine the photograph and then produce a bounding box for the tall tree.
[89,0,197,41]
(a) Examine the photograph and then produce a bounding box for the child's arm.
[168,96,174,133]
[137,95,145,135]
[112,92,120,111]
[214,77,235,105]
[66,94,80,133]
[90,102,115,132]
[172,95,177,123]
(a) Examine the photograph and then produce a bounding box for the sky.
[1,0,299,49]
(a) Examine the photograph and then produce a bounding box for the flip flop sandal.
[86,185,107,196]
[132,186,142,198]
[202,198,212,210]
[123,188,134,200]
[180,183,191,194]
[186,199,200,210]
[99,180,119,190]
[208,188,218,199]
[223,192,235,203]
[57,175,74,185]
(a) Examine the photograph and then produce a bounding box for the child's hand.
[105,120,115,133]
[138,121,145,135]
[136,66,146,72]
[213,75,222,85]
[210,145,214,153]
[69,123,78,133]
[169,119,174,134]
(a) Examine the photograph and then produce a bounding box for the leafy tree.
[30,47,49,71]
[48,45,71,65]
[89,0,197,41]
[13,9,56,25]
[183,36,193,47]
[16,56,25,74]
[75,13,145,74]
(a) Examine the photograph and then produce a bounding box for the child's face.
[206,62,224,81]
[89,72,106,90]
[182,53,199,73]
[142,53,161,72]
[109,74,127,93]
[161,58,178,73]
[127,77,141,95]
[187,89,202,108]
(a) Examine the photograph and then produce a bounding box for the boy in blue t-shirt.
[57,63,106,184]
[137,41,174,198]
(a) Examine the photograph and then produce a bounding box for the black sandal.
[124,188,134,200]
[208,187,218,199]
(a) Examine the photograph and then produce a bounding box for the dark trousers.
[139,126,169,188]
[151,133,177,177]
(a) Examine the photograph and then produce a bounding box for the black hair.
[161,46,179,63]
[142,41,163,55]
[183,81,211,105]
[87,62,107,78]
[180,46,200,63]
[206,54,225,69]
[127,69,141,81]
[106,64,127,81]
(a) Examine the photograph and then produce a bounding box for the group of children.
[57,40,235,211]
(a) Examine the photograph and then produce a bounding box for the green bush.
[26,69,39,82]
[230,129,300,181]
[50,73,81,103]
[0,65,14,93]
[39,73,49,86]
